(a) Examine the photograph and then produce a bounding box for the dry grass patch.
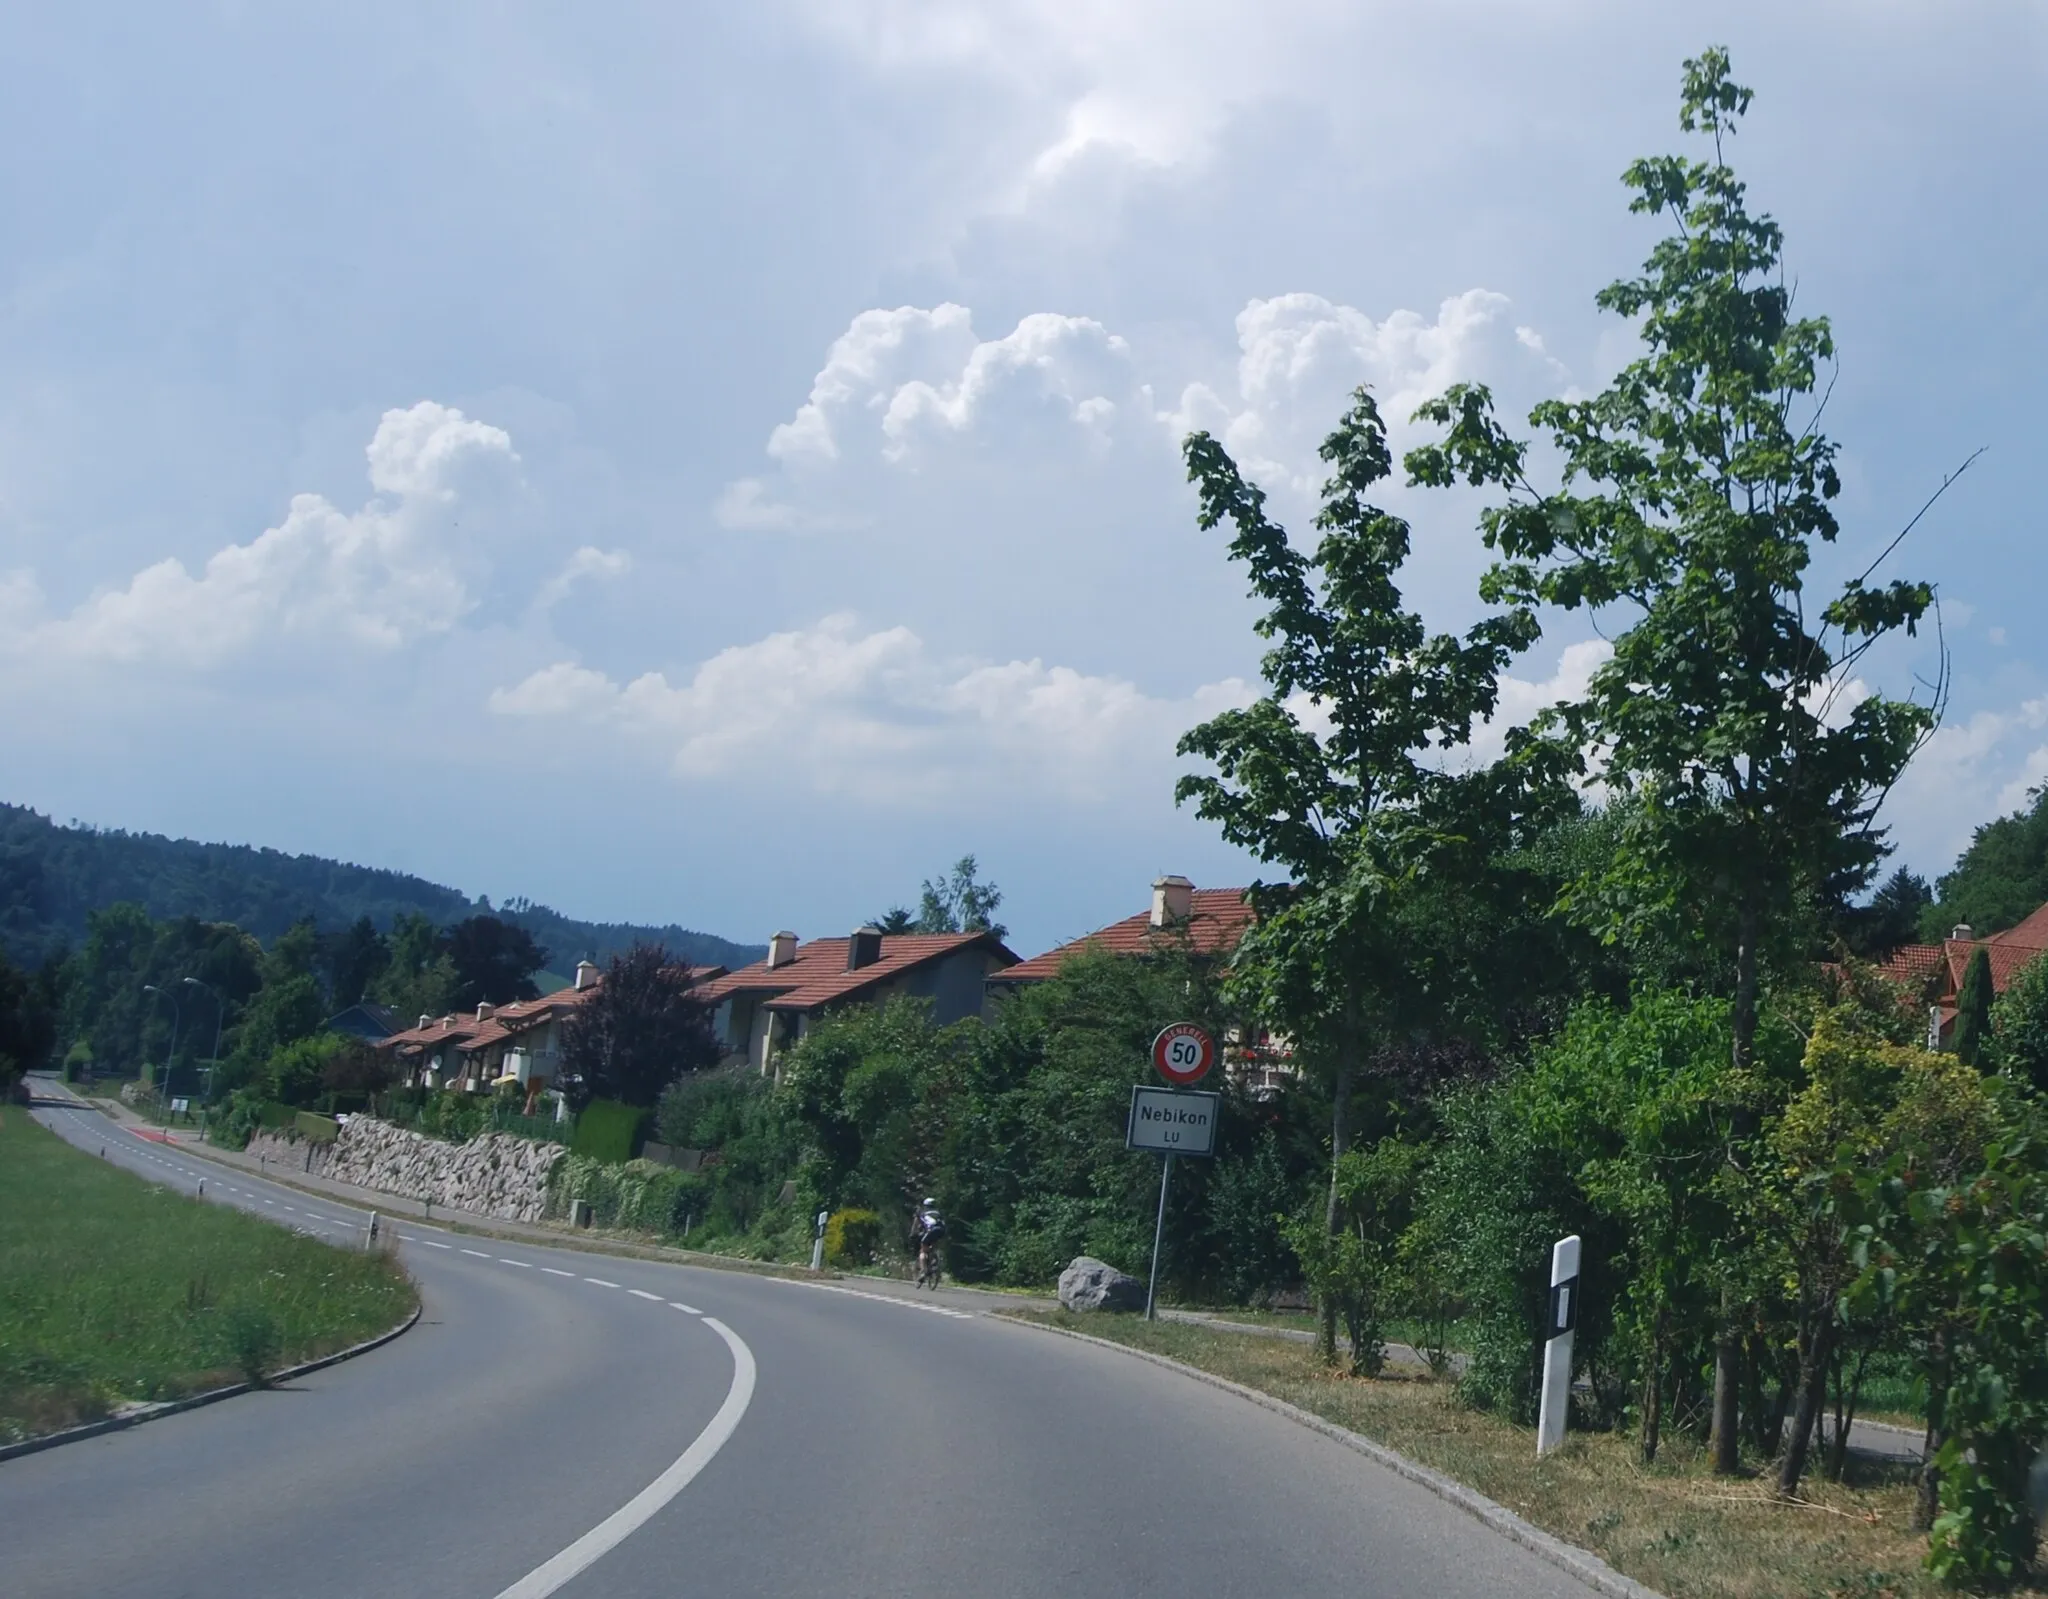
[1020,1311,2043,1599]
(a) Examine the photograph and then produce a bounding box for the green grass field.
[0,1110,416,1445]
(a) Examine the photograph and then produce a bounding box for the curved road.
[7,1102,1600,1599]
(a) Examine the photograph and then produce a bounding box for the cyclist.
[912,1197,946,1288]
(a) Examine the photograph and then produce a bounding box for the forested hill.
[0,803,762,971]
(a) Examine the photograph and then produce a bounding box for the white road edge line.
[765,1278,974,1319]
[491,1317,756,1599]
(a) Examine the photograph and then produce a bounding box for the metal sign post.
[1536,1233,1581,1456]
[1146,1153,1175,1321]
[1129,1028,1221,1322]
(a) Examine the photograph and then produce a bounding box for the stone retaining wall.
[245,1117,565,1223]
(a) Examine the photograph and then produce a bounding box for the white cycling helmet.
[922,1197,937,1207]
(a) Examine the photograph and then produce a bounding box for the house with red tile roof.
[696,928,1018,1078]
[1878,904,2048,1048]
[376,957,727,1107]
[991,876,1292,1093]
[993,876,1256,985]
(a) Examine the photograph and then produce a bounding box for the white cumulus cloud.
[1167,289,1571,495]
[489,611,1251,803]
[0,402,521,670]
[532,545,631,613]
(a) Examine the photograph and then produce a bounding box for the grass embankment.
[0,1111,416,1445]
[1028,1312,2036,1599]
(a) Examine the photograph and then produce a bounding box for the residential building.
[376,958,738,1107]
[1878,903,2048,1048]
[697,928,1018,1079]
[991,875,1291,1093]
[324,1001,398,1044]
[992,875,1255,984]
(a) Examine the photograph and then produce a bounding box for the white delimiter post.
[1536,1233,1582,1457]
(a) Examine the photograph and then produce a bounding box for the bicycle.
[914,1236,943,1290]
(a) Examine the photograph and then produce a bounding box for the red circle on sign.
[1151,1022,1216,1086]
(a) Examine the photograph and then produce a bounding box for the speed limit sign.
[1151,1022,1216,1086]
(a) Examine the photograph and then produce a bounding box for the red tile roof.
[1878,933,2048,1003]
[998,888,1255,983]
[1987,904,2048,950]
[697,933,1015,1013]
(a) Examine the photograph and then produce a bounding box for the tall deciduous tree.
[915,857,1006,940]
[558,945,718,1110]
[1406,48,1945,1471]
[1176,388,1542,1360]
[441,915,549,1009]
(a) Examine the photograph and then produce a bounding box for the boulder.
[1060,1256,1145,1313]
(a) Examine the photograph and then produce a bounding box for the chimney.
[847,925,884,971]
[1151,875,1195,928]
[767,931,799,969]
[476,1002,494,1021]
[574,959,600,991]
[1953,925,1975,943]
[418,1014,431,1030]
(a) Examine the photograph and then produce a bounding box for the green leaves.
[1402,47,1938,1030]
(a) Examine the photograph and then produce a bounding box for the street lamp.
[141,983,182,1129]
[183,977,225,1141]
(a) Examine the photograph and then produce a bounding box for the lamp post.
[183,978,225,1141]
[141,984,183,1128]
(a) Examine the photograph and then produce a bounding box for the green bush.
[824,1208,882,1266]
[545,1154,706,1236]
[572,1099,648,1165]
[294,1111,339,1144]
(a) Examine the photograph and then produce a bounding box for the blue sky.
[1,3,2043,957]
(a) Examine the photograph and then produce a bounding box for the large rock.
[1059,1256,1145,1313]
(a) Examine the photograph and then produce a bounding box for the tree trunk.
[1710,904,1764,1477]
[1914,1331,1949,1533]
[1824,1343,1870,1484]
[1317,1001,1358,1366]
[1744,1328,1775,1457]
[1776,1315,1835,1499]
[1710,1311,1743,1475]
[1640,1307,1667,1465]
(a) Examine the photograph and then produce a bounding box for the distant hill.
[0,803,763,972]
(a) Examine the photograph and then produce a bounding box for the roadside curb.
[0,1302,423,1466]
[1002,1314,1667,1599]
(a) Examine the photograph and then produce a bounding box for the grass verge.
[1018,1310,2036,1599]
[0,1110,417,1445]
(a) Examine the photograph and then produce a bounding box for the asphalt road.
[5,1100,1604,1599]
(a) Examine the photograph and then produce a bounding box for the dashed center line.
[462,1249,492,1258]
[540,1267,575,1277]
[420,1240,453,1249]
[500,1259,534,1269]
[669,1302,703,1315]
[628,1289,663,1302]
[584,1278,620,1289]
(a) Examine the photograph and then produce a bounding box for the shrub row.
[546,1155,708,1235]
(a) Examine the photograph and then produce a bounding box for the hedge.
[546,1155,708,1235]
[570,1099,648,1165]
